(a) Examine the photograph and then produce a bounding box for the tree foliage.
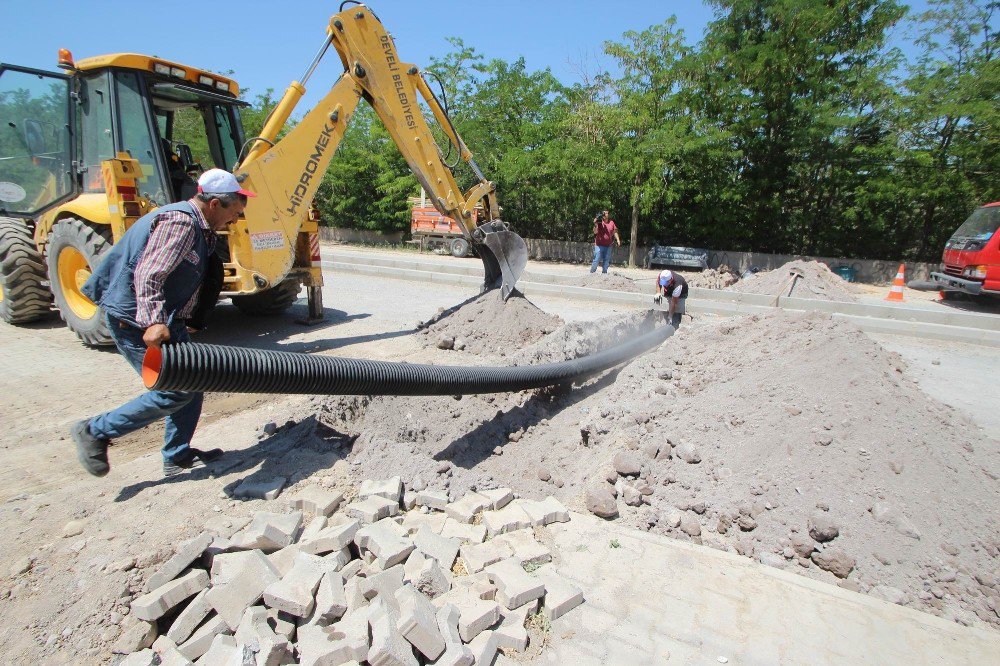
[305,0,997,263]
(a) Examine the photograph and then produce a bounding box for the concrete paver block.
[449,573,497,602]
[118,649,157,666]
[330,605,374,662]
[356,521,415,569]
[410,555,451,599]
[266,544,303,578]
[262,553,328,618]
[345,496,400,523]
[480,488,514,511]
[300,519,360,555]
[453,594,500,643]
[177,613,228,661]
[414,490,449,511]
[460,539,513,574]
[466,630,500,666]
[361,564,406,603]
[360,476,404,503]
[538,572,584,620]
[112,619,157,654]
[401,511,446,535]
[324,545,353,571]
[234,606,290,666]
[195,633,236,663]
[300,516,328,542]
[481,504,532,537]
[395,584,446,660]
[132,568,209,621]
[434,603,474,666]
[298,623,368,666]
[166,588,212,644]
[233,476,286,500]
[445,492,489,524]
[235,511,303,552]
[403,550,427,583]
[306,571,348,626]
[290,487,344,516]
[156,646,193,666]
[495,601,538,653]
[206,550,280,630]
[440,519,487,545]
[413,525,460,569]
[485,558,545,610]
[368,597,418,666]
[267,608,296,642]
[145,532,213,592]
[340,558,364,581]
[519,496,570,527]
[494,529,551,567]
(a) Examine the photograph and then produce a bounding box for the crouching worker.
[71,169,254,478]
[653,269,688,327]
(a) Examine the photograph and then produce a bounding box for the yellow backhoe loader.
[0,1,528,346]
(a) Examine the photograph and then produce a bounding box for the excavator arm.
[235,2,527,299]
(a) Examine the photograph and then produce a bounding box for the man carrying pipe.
[70,169,252,478]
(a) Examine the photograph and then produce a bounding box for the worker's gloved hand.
[653,294,661,305]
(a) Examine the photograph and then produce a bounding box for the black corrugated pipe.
[142,321,674,395]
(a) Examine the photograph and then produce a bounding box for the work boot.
[72,419,110,477]
[163,448,224,477]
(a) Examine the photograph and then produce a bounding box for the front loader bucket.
[476,221,528,300]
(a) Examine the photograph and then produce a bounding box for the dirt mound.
[577,271,644,293]
[311,309,999,628]
[419,290,562,358]
[730,260,858,302]
[685,266,739,290]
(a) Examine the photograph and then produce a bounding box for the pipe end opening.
[142,346,162,388]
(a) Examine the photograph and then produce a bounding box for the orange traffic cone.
[885,264,906,302]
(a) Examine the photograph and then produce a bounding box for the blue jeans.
[590,245,612,273]
[88,314,202,462]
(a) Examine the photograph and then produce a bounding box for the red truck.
[931,202,1000,299]
[409,196,479,258]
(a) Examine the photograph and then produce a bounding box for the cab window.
[115,72,170,206]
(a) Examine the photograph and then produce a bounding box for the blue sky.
[3,0,930,114]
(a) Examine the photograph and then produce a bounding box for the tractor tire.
[450,237,471,258]
[231,278,302,316]
[0,217,52,324]
[46,218,113,347]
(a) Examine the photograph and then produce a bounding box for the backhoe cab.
[0,2,527,346]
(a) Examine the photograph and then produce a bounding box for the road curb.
[323,259,1000,347]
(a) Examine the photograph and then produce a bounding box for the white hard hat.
[658,269,673,284]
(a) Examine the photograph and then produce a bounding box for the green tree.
[698,0,906,255]
[898,0,999,259]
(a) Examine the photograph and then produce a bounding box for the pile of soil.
[730,260,858,302]
[685,266,739,290]
[419,290,562,358]
[308,309,999,628]
[576,271,644,293]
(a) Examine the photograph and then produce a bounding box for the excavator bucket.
[476,221,528,300]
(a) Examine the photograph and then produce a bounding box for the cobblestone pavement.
[513,513,1000,665]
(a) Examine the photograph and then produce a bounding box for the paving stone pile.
[115,478,583,665]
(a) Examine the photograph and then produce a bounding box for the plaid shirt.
[133,200,217,327]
